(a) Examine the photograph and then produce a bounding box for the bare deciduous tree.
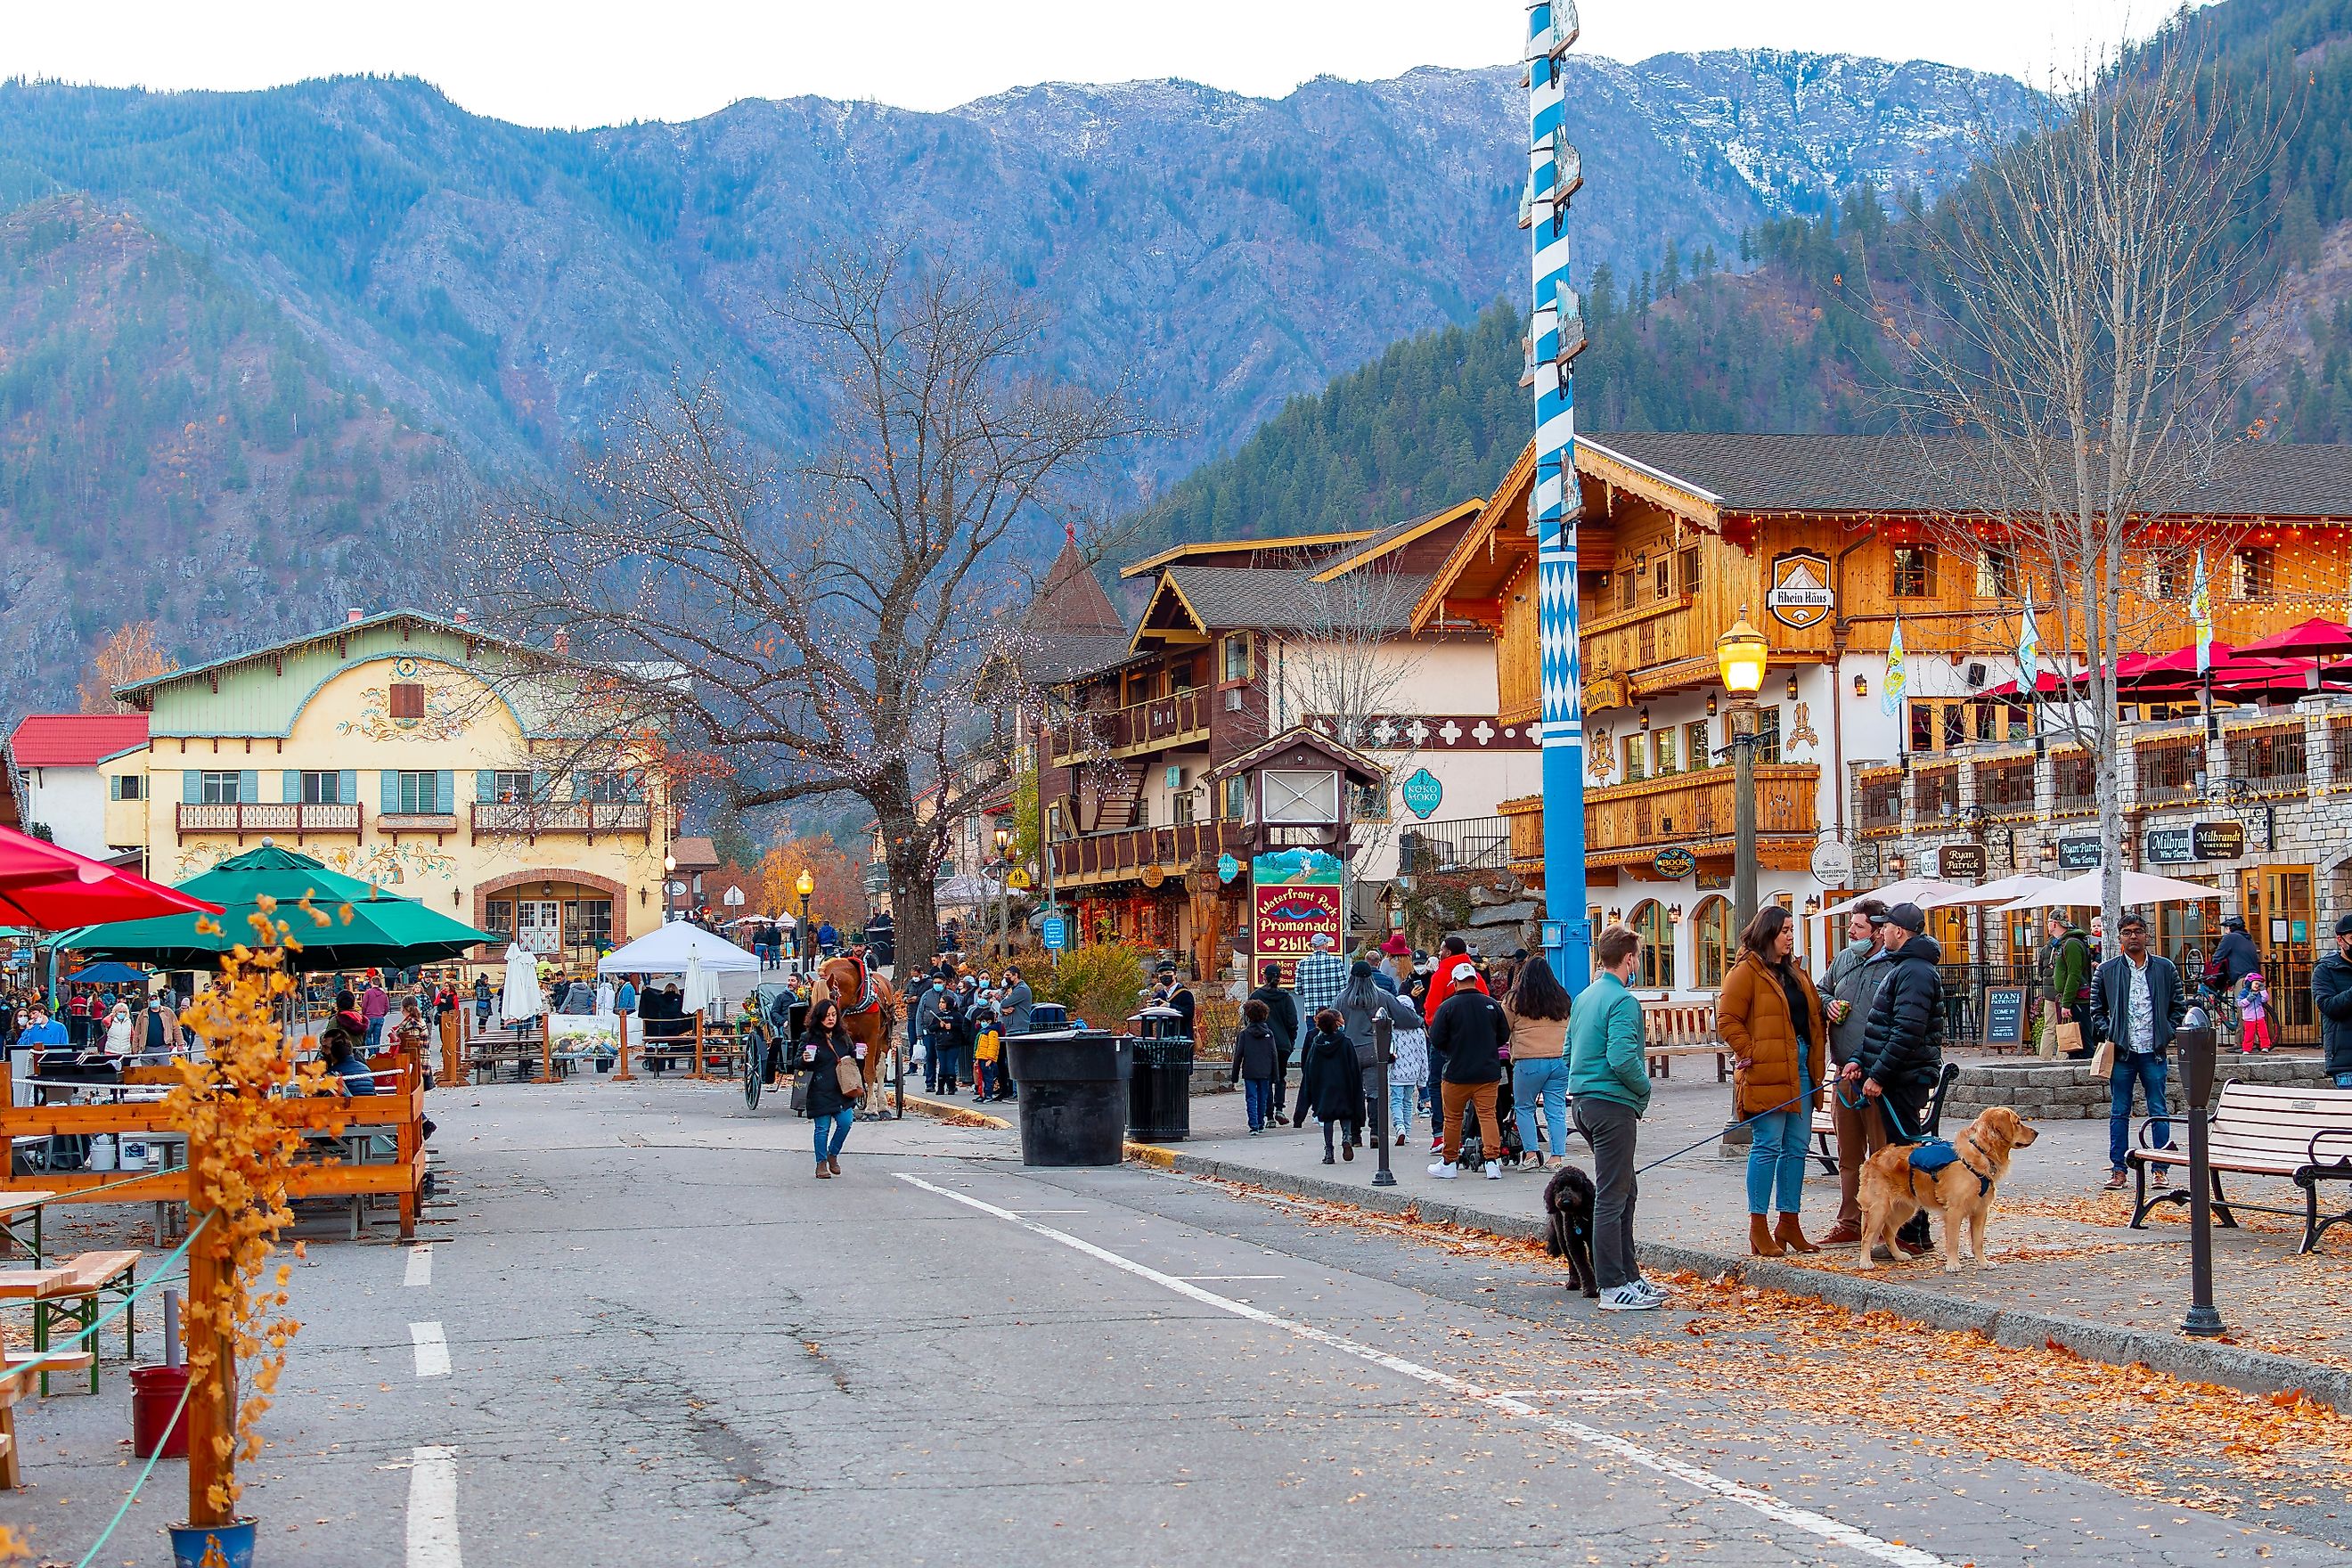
[1882,28,2287,938]
[472,247,1152,972]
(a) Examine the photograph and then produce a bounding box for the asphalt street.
[6,1081,2349,1566]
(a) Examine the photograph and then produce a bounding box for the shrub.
[1033,942,1150,1032]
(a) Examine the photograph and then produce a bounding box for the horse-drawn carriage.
[742,953,903,1118]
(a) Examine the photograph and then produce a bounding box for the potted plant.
[167,897,347,1568]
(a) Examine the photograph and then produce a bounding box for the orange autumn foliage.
[755,837,867,927]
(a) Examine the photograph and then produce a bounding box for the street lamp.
[796,869,815,969]
[993,825,1014,961]
[1715,607,1769,937]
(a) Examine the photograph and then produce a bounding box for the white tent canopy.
[1997,869,2225,911]
[1818,879,1969,919]
[597,919,761,977]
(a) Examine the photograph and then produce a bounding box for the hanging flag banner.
[2015,596,2042,692]
[1881,618,1907,717]
[2191,551,2214,674]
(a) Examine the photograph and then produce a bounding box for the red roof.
[8,714,150,768]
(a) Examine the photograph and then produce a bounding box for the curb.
[898,1092,1178,1164]
[1155,1149,2352,1411]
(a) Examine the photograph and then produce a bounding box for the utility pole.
[1527,0,1592,993]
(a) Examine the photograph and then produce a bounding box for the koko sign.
[1766,551,1834,631]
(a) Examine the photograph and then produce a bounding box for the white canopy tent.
[597,919,761,977]
[1997,869,2225,911]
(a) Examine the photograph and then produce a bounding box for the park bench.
[0,1349,94,1489]
[2127,1081,2352,1253]
[1639,1001,1731,1082]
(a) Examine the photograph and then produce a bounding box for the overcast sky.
[4,1,2183,127]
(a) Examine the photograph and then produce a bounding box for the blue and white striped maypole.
[1524,0,1591,992]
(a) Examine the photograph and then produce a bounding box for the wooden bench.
[2127,1081,2352,1253]
[3,1248,141,1395]
[1640,1002,1731,1082]
[0,1350,94,1489]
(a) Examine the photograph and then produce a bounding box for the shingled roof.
[1584,431,2352,519]
[1159,565,1430,633]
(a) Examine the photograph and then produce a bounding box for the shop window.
[1858,775,1902,832]
[2232,547,2273,601]
[1685,719,1712,770]
[1630,901,1676,990]
[1693,897,1734,989]
[485,900,514,935]
[1891,545,1936,599]
[1651,728,1678,776]
[564,899,613,950]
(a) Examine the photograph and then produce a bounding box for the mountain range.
[0,48,2037,712]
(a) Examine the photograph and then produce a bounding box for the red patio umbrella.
[2234,617,2352,659]
[0,825,222,931]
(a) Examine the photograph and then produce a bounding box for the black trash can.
[1003,1030,1130,1166]
[1125,1006,1194,1144]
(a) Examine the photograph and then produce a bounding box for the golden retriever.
[1856,1106,2038,1273]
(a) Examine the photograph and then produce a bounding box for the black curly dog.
[1542,1163,1600,1298]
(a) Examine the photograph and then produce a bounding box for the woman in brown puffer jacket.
[1716,904,1828,1256]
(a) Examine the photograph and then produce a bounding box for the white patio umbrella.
[1818,878,1969,918]
[499,942,544,1022]
[1919,873,2056,909]
[1997,869,2225,911]
[679,954,720,1017]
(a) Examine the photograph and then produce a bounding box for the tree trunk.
[880,822,939,979]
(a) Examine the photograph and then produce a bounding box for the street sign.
[1041,915,1068,951]
[1809,837,1854,886]
[1216,853,1241,884]
[723,885,745,908]
[1006,868,1033,891]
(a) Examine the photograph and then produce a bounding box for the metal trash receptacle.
[1125,1006,1194,1143]
[1002,1030,1130,1166]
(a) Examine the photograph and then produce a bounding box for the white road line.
[410,1321,451,1378]
[404,1244,434,1288]
[405,1443,462,1568]
[896,1172,1950,1568]
[1175,1274,1286,1281]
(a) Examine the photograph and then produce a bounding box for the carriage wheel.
[743,1036,764,1111]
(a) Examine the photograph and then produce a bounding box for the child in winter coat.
[1230,999,1282,1133]
[2237,972,2274,1053]
[971,1006,1003,1100]
[1291,1008,1364,1163]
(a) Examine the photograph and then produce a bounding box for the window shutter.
[238,769,257,804]
[339,770,357,808]
[282,770,299,804]
[179,770,197,804]
[476,770,494,804]
[532,769,548,804]
[380,771,399,814]
[436,770,454,815]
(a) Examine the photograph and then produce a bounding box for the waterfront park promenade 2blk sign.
[1253,847,1343,977]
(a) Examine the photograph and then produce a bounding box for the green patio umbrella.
[64,844,498,971]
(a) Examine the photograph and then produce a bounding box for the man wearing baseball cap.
[1427,958,1508,1180]
[1843,901,1945,1255]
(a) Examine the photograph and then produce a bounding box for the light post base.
[2183,1305,2226,1338]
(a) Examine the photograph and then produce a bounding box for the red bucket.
[130,1364,191,1458]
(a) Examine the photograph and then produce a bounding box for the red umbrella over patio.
[2234,617,2352,659]
[0,826,222,931]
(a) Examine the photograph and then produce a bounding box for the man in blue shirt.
[18,1006,68,1052]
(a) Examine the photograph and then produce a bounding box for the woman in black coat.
[801,999,863,1179]
[1291,1008,1365,1164]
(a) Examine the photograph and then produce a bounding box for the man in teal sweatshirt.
[1568,924,1659,1311]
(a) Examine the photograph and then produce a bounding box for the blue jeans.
[1388,1082,1418,1142]
[1512,1057,1572,1159]
[2336,1073,2352,1090]
[814,1107,853,1167]
[1244,1077,1273,1130]
[474,1001,490,1030]
[2110,1050,2170,1171]
[365,1017,385,1050]
[1746,1074,1814,1215]
[976,1059,999,1098]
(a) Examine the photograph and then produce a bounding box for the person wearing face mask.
[2315,914,2352,1090]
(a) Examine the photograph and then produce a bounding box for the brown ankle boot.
[1749,1214,1784,1257]
[1774,1213,1820,1254]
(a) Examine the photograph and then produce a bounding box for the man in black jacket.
[1845,902,1943,1255]
[2089,912,2185,1188]
[1249,964,1302,1121]
[2314,915,2352,1089]
[1426,962,1508,1180]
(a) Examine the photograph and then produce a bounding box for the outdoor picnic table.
[0,1190,54,1265]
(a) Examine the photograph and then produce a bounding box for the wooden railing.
[470,800,652,838]
[1048,689,1214,763]
[1049,820,1247,886]
[1585,764,1819,862]
[176,803,362,838]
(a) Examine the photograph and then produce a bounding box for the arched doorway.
[1629,900,1675,991]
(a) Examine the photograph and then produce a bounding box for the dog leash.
[1622,1090,1807,1180]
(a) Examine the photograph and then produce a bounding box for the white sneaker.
[1482,1161,1502,1180]
[1427,1161,1458,1180]
[1597,1284,1660,1311]
[1632,1278,1671,1302]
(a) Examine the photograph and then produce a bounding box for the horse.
[813,950,900,1112]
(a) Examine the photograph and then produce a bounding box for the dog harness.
[1905,1135,1996,1200]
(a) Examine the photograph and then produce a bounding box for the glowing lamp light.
[1715,608,1769,696]
[796,870,815,900]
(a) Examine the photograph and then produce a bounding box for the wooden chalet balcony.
[470,801,651,840]
[176,803,362,841]
[1048,689,1214,764]
[1049,821,1249,888]
[1584,763,1819,870]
